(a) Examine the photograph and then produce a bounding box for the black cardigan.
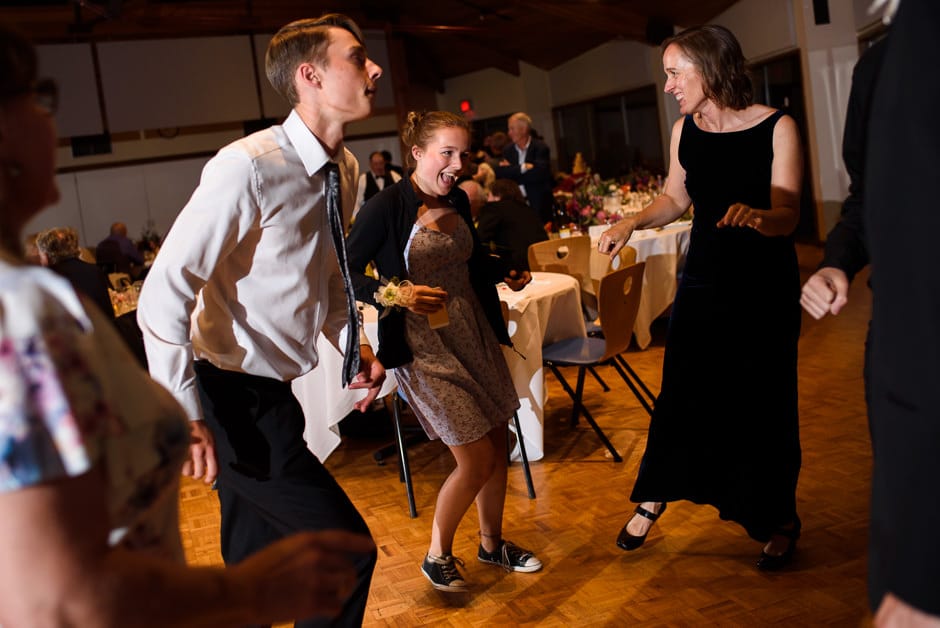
[346,177,510,369]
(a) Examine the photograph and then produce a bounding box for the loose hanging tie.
[324,162,360,387]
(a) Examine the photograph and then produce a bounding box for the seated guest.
[458,179,486,222]
[22,232,40,264]
[96,221,144,274]
[38,227,150,367]
[355,150,401,214]
[475,179,549,271]
[36,226,114,319]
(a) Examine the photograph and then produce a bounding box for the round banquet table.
[292,271,586,462]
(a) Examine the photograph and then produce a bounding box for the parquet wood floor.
[179,244,874,626]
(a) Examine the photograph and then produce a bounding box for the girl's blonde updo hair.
[401,110,470,168]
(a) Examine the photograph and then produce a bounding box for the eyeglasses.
[33,78,58,115]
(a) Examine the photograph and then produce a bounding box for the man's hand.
[504,269,532,291]
[181,420,218,484]
[875,593,940,628]
[230,530,376,624]
[800,267,850,319]
[349,344,386,412]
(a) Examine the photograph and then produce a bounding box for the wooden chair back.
[596,262,646,362]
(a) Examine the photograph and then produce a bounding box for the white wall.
[549,40,656,107]
[792,0,860,235]
[97,37,262,133]
[37,43,102,138]
[712,0,798,60]
[438,67,528,119]
[26,157,208,248]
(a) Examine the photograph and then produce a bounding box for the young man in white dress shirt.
[138,14,385,627]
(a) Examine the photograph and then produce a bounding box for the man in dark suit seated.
[39,226,148,367]
[37,226,115,319]
[96,221,144,276]
[470,179,548,272]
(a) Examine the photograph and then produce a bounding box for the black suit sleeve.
[864,0,940,615]
[819,39,885,281]
[345,197,387,308]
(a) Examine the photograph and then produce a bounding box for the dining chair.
[589,244,637,299]
[527,236,594,306]
[108,272,132,291]
[541,262,654,462]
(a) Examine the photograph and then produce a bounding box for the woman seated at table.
[0,23,373,626]
[346,110,541,592]
[476,178,549,272]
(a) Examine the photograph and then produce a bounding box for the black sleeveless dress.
[629,111,801,542]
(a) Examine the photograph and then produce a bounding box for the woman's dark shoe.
[616,502,667,551]
[756,519,802,571]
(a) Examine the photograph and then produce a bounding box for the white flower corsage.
[374,277,416,318]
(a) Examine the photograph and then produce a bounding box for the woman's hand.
[407,285,448,315]
[230,530,376,624]
[597,219,637,259]
[717,203,765,231]
[504,269,532,292]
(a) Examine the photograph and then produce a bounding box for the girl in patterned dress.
[347,111,543,591]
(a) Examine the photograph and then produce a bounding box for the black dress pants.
[194,360,376,628]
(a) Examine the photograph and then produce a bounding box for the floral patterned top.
[0,251,189,555]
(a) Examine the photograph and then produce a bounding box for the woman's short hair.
[489,179,526,204]
[0,24,37,105]
[662,25,753,110]
[265,14,364,107]
[36,227,81,266]
[400,111,470,168]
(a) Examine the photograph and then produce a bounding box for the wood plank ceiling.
[1,0,740,90]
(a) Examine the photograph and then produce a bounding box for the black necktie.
[324,162,360,387]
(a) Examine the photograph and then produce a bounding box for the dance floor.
[178,243,874,627]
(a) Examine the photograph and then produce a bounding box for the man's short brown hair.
[265,14,365,107]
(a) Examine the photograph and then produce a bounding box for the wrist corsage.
[374,277,416,318]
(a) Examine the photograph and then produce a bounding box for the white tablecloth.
[293,271,586,462]
[591,222,691,349]
[292,307,398,463]
[497,272,586,461]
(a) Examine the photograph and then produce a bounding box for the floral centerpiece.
[552,163,664,230]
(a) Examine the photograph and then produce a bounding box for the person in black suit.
[495,112,554,224]
[37,226,151,367]
[36,226,114,319]
[355,150,401,214]
[800,37,885,319]
[473,179,548,272]
[863,0,940,624]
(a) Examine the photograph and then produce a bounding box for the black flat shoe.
[616,502,667,551]
[756,520,801,571]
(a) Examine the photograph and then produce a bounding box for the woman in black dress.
[598,25,804,570]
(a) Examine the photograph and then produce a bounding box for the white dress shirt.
[138,109,359,421]
[513,138,531,197]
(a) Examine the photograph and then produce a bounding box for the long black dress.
[630,110,801,542]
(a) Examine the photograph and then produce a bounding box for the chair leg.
[546,363,581,426]
[587,365,610,392]
[546,362,623,462]
[615,354,657,404]
[611,355,655,415]
[391,393,418,518]
[510,412,536,499]
[572,366,623,462]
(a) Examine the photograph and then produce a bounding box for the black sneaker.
[477,539,542,573]
[421,553,468,592]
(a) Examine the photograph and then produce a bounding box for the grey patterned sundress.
[395,216,519,446]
